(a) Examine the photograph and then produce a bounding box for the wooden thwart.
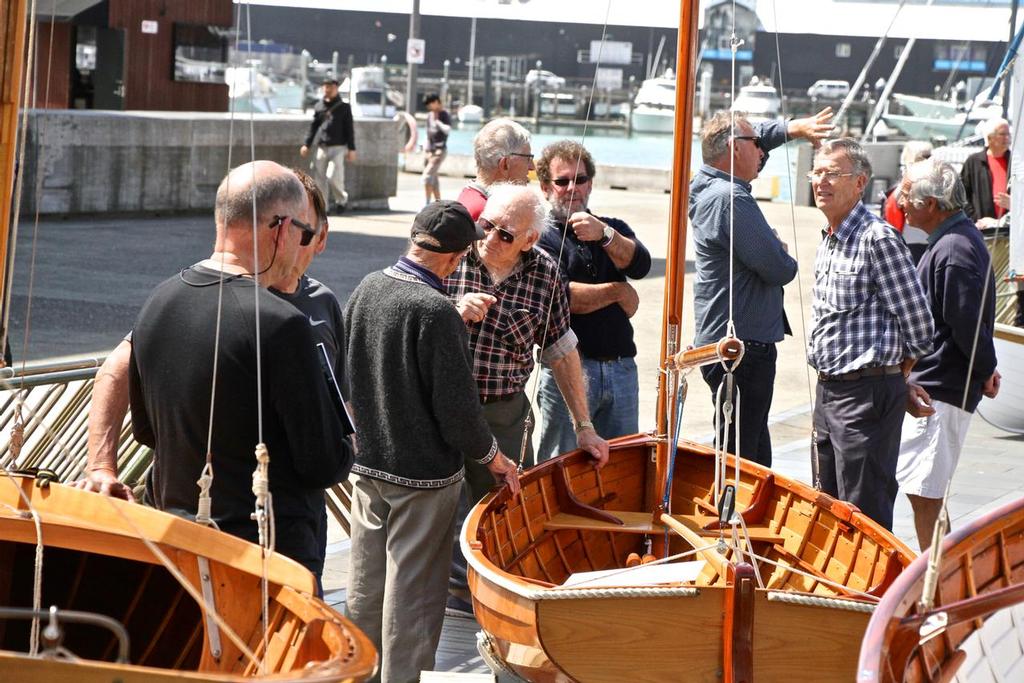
[543,510,785,545]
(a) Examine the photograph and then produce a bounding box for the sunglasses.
[732,135,762,145]
[551,175,590,187]
[477,217,516,244]
[507,152,534,160]
[271,214,318,247]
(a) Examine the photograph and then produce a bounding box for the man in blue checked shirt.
[691,108,834,468]
[808,138,934,531]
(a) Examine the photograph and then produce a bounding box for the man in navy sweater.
[896,159,1000,551]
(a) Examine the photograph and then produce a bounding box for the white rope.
[766,590,876,613]
[0,491,44,655]
[250,442,274,551]
[530,585,700,601]
[195,463,218,529]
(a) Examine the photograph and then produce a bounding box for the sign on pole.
[141,20,158,34]
[407,38,426,65]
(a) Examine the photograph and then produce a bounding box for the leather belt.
[584,355,624,362]
[480,392,518,405]
[817,365,902,383]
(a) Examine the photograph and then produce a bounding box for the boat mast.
[653,1,700,510]
[0,0,28,367]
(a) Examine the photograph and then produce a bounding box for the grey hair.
[979,117,1009,141]
[701,110,749,163]
[473,118,533,173]
[905,158,966,212]
[215,164,306,228]
[899,140,932,167]
[484,182,546,239]
[816,138,872,178]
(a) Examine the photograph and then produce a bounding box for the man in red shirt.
[960,117,1011,229]
[456,118,534,219]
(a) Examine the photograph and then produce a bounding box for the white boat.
[340,66,404,119]
[630,76,676,134]
[732,80,781,123]
[456,104,483,124]
[885,92,1002,142]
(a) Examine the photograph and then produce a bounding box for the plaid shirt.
[808,202,933,375]
[444,247,577,399]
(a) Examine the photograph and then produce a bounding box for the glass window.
[173,24,229,84]
[836,43,851,58]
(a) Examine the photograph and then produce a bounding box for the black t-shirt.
[128,265,353,574]
[536,214,652,359]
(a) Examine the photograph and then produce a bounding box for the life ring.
[394,111,418,153]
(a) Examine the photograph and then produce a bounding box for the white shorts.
[896,399,973,498]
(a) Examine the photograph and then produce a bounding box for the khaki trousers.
[314,144,349,206]
[346,475,461,683]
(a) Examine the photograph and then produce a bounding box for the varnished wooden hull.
[0,475,377,681]
[465,436,915,682]
[857,496,1024,683]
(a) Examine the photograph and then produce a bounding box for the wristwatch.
[574,419,595,433]
[600,224,615,246]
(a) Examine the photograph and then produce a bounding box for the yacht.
[630,74,676,134]
[732,79,781,123]
[885,91,1002,142]
[340,66,404,119]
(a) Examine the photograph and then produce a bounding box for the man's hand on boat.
[983,370,1001,399]
[577,427,610,469]
[487,451,521,495]
[905,382,936,418]
[71,467,136,502]
[788,106,835,147]
[457,292,497,323]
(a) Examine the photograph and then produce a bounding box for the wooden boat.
[464,3,917,681]
[0,2,376,680]
[0,474,377,681]
[857,495,1024,682]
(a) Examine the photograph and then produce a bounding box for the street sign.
[140,20,158,34]
[590,40,632,65]
[407,38,425,65]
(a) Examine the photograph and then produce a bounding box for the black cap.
[411,200,484,253]
[322,76,340,85]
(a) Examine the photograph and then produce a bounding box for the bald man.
[126,160,354,576]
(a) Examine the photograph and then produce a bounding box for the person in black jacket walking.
[896,159,1000,551]
[300,76,356,214]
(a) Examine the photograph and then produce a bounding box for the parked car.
[807,79,850,100]
[525,69,566,90]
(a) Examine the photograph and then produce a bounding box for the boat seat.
[543,511,785,545]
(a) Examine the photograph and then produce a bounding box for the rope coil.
[250,442,274,551]
[195,462,218,529]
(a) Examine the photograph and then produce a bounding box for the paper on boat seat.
[560,560,705,589]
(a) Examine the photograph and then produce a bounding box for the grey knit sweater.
[344,268,497,488]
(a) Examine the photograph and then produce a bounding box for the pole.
[835,0,907,130]
[467,17,477,107]
[1004,0,1019,120]
[405,0,420,114]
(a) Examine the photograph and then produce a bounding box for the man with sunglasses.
[456,118,535,220]
[534,140,652,462]
[78,161,354,583]
[690,108,833,469]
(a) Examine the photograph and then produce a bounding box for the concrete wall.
[20,110,399,215]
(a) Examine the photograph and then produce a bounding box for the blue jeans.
[536,356,639,463]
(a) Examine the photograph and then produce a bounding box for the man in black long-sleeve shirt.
[128,160,354,576]
[300,76,356,213]
[535,140,651,461]
[896,159,1000,551]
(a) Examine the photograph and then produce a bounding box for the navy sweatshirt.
[909,211,997,413]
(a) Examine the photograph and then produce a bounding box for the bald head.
[215,160,308,232]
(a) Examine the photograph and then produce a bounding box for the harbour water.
[425,122,806,202]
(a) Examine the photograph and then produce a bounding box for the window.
[173,23,229,84]
[894,45,904,59]
[836,43,851,58]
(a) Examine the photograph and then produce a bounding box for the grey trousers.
[347,475,461,683]
[314,144,349,206]
[813,374,907,530]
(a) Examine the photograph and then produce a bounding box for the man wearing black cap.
[300,76,356,214]
[344,200,519,683]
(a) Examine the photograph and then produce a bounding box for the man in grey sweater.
[344,200,519,683]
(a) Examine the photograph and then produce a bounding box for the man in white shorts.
[895,159,1000,551]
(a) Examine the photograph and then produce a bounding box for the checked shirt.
[809,202,933,375]
[444,247,577,400]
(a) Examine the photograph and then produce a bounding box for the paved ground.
[11,170,1024,678]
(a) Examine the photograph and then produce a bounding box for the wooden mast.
[653,0,701,512]
[0,0,28,366]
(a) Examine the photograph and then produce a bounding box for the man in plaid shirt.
[808,138,934,530]
[444,184,609,499]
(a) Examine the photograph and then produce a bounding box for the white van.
[807,80,850,100]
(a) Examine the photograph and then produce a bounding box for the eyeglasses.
[806,171,856,183]
[732,135,761,145]
[552,175,591,187]
[477,217,517,243]
[507,152,534,160]
[271,214,318,246]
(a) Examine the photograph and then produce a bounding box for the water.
[425,123,806,202]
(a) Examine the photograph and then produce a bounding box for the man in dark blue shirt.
[535,140,652,461]
[895,159,1000,551]
[691,109,832,467]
